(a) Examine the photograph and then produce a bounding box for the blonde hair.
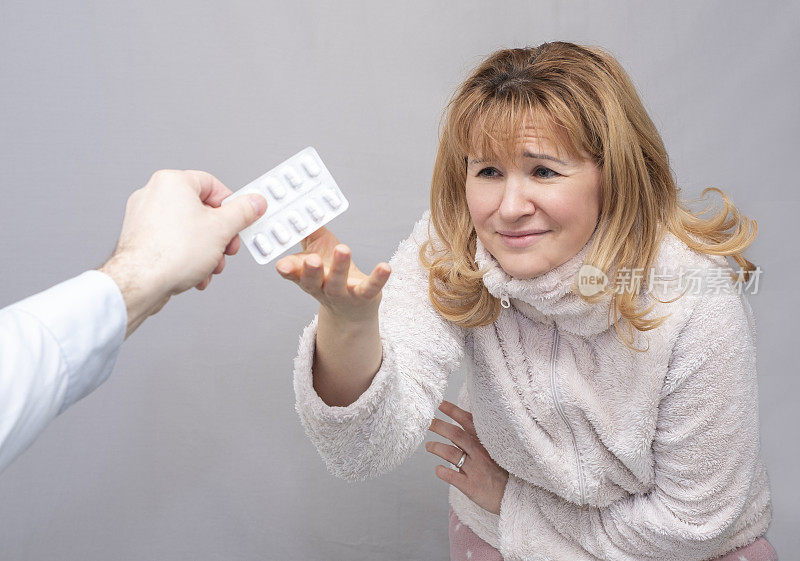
[419,42,758,352]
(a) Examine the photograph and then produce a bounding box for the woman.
[276,42,777,561]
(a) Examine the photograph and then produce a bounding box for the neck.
[474,229,618,337]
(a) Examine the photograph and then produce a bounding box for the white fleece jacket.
[292,210,772,561]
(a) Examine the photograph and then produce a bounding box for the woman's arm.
[312,303,382,407]
[286,211,467,481]
[276,225,389,407]
[495,290,772,561]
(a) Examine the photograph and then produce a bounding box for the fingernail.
[276,262,290,274]
[248,194,268,216]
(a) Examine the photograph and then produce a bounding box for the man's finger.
[224,235,241,256]
[216,194,268,238]
[196,274,212,291]
[213,255,225,275]
[184,170,233,206]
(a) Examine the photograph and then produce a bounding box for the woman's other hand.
[426,400,510,515]
[275,226,391,323]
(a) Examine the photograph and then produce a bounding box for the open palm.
[275,226,391,322]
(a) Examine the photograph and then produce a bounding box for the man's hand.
[98,169,267,339]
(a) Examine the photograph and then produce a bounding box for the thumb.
[217,194,268,236]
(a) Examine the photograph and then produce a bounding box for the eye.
[534,166,560,179]
[476,166,501,178]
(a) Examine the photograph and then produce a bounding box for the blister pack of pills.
[222,146,349,265]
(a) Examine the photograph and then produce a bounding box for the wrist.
[97,251,171,339]
[318,304,379,335]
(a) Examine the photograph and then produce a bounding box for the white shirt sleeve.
[0,270,127,473]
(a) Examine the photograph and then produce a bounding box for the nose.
[497,174,535,223]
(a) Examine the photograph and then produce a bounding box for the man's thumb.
[218,194,268,235]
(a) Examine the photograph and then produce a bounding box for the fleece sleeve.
[292,210,467,481]
[496,289,767,561]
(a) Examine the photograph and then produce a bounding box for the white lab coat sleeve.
[496,289,769,561]
[0,270,127,473]
[292,210,467,481]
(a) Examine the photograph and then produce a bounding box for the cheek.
[465,185,494,229]
[547,193,597,227]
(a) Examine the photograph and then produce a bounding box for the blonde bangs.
[421,42,760,351]
[449,91,587,168]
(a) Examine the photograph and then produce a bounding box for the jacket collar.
[474,227,621,337]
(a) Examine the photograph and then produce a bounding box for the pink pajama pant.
[448,507,778,561]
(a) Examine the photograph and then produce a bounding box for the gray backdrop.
[1,1,797,559]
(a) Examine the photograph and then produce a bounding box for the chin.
[496,259,544,280]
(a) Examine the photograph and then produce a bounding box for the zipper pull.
[500,294,511,309]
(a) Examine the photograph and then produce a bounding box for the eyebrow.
[467,151,569,167]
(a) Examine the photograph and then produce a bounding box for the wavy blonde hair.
[419,42,758,352]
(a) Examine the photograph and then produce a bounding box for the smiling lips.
[497,230,550,248]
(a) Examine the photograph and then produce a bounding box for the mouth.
[497,230,550,249]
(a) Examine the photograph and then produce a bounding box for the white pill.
[283,166,303,188]
[222,147,349,264]
[253,233,272,256]
[305,200,324,222]
[322,189,341,209]
[265,178,286,200]
[287,211,308,233]
[272,223,291,245]
[302,157,321,177]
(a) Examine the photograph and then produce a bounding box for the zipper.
[500,291,510,309]
[549,324,587,505]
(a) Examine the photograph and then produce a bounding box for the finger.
[353,262,391,300]
[425,441,468,470]
[184,170,232,206]
[323,245,351,296]
[275,254,307,282]
[301,226,334,251]
[213,255,225,275]
[428,418,475,455]
[434,464,470,492]
[224,235,241,256]
[299,254,324,293]
[196,274,212,291]
[438,400,477,436]
[216,193,268,238]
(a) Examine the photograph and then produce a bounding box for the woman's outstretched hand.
[426,400,510,515]
[274,226,392,323]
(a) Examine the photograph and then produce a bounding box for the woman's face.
[465,124,602,280]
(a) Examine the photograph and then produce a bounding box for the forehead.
[468,126,572,161]
[466,115,578,162]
